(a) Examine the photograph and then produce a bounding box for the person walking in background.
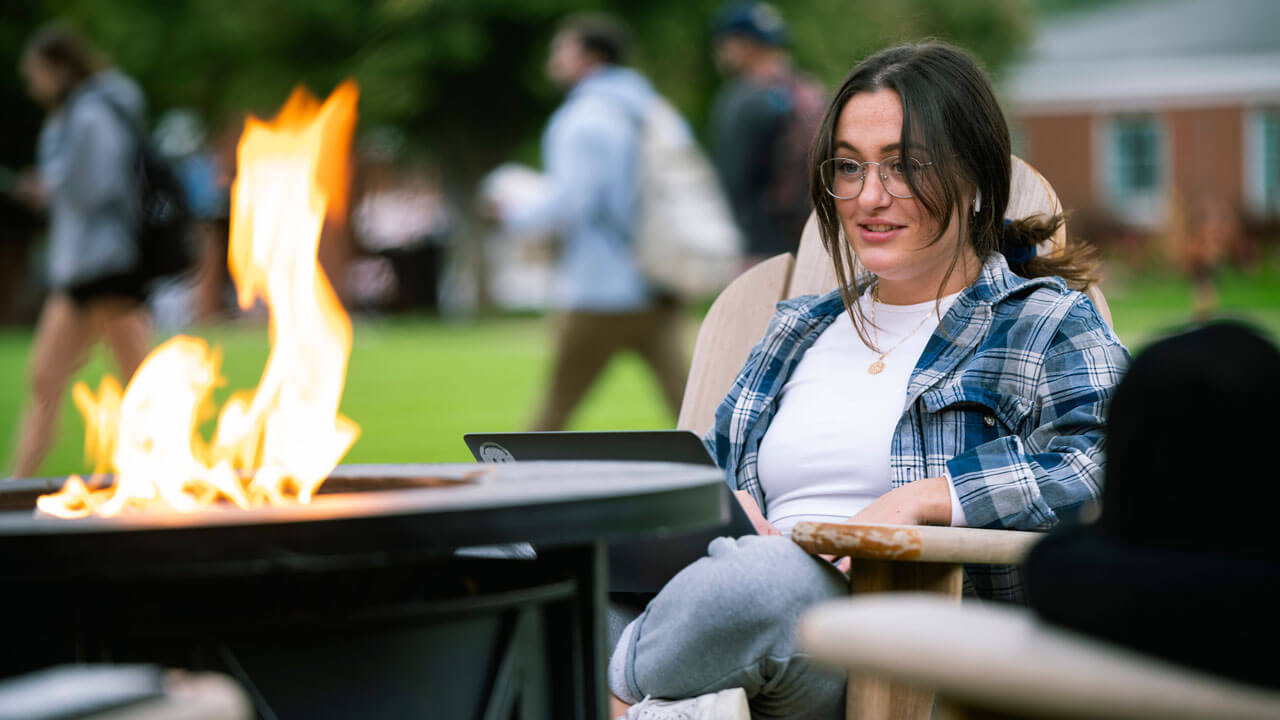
[709,2,825,268]
[154,108,232,325]
[8,23,151,477]
[487,12,687,431]
[189,120,240,323]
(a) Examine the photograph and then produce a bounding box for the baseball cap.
[711,2,788,47]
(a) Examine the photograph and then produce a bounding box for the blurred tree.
[0,0,1042,313]
[5,0,1037,188]
[1032,0,1139,16]
[0,3,49,170]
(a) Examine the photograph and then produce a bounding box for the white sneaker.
[624,687,750,720]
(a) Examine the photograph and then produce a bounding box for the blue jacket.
[503,66,659,311]
[705,253,1131,601]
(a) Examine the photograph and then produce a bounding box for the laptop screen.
[463,430,716,466]
[462,428,754,593]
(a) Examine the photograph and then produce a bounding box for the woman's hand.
[847,476,953,526]
[733,490,781,536]
[735,480,953,571]
[814,477,953,572]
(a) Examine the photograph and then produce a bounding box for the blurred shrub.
[10,0,1035,188]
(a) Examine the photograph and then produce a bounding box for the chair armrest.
[791,521,1042,565]
[797,593,1280,719]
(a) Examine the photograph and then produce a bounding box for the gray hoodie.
[37,68,145,289]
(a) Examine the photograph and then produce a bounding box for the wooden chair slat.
[800,594,1280,720]
[791,521,1043,565]
[676,252,794,436]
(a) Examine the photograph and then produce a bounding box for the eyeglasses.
[819,156,934,200]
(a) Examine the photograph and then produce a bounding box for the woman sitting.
[609,41,1130,720]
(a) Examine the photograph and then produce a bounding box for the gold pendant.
[868,359,885,374]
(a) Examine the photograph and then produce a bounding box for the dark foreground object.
[0,461,727,720]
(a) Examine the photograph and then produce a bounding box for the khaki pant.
[531,299,687,431]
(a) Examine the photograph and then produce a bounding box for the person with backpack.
[487,12,689,431]
[7,23,152,477]
[709,2,826,268]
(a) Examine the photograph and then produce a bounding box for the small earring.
[973,191,982,215]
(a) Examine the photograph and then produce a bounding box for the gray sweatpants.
[608,535,849,720]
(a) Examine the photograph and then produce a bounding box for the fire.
[38,82,362,518]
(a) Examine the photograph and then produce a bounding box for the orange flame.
[38,82,361,518]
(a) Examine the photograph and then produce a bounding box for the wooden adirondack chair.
[797,593,1280,719]
[676,156,1109,720]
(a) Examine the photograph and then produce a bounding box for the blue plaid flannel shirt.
[704,253,1130,602]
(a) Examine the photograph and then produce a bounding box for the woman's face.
[832,88,970,299]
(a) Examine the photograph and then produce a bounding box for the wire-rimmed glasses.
[819,156,933,200]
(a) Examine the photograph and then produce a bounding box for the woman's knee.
[700,535,848,607]
[743,536,845,615]
[615,535,847,706]
[28,353,74,403]
[93,302,150,377]
[28,296,89,401]
[633,535,846,661]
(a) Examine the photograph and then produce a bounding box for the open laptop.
[463,430,756,593]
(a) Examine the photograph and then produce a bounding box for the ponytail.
[999,214,1100,291]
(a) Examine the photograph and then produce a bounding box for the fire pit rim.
[0,460,724,536]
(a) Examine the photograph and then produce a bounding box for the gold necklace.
[867,284,937,375]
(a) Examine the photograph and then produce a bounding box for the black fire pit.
[0,461,727,719]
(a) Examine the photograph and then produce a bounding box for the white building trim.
[1008,54,1280,117]
[1093,111,1171,228]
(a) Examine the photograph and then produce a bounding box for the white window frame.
[1244,106,1280,219]
[1095,113,1170,228]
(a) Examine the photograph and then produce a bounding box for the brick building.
[1005,0,1280,234]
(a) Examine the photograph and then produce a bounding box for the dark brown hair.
[22,22,105,107]
[807,41,1098,344]
[557,12,632,66]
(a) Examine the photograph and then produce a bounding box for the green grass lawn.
[0,314,683,476]
[1100,262,1280,350]
[2,261,1278,478]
